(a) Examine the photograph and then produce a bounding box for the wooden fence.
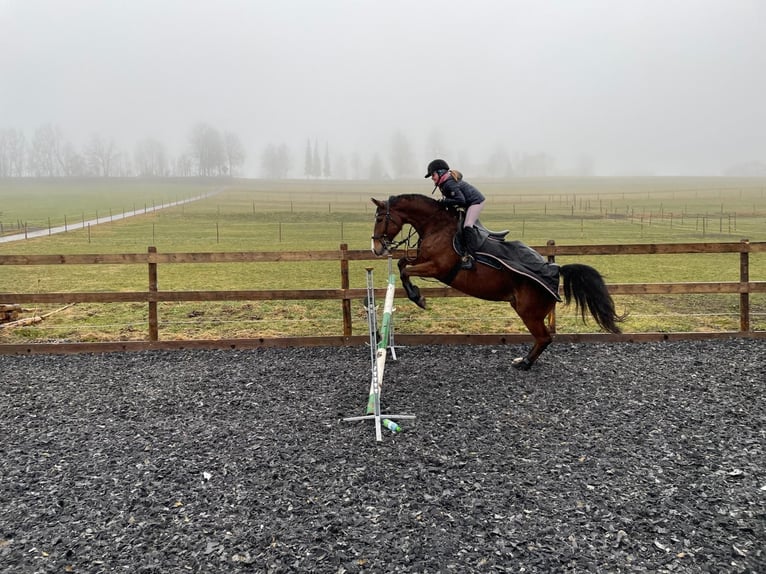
[1,240,765,354]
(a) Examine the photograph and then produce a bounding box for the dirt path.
[0,188,223,244]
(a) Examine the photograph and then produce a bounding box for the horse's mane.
[390,193,440,207]
[389,193,457,225]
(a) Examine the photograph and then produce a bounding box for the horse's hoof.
[417,297,427,309]
[512,357,532,371]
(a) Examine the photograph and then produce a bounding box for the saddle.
[456,212,509,241]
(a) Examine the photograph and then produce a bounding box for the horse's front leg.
[397,258,441,309]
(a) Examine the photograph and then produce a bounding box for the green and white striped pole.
[366,267,396,417]
[343,258,414,441]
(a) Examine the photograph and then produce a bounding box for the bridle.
[371,200,418,253]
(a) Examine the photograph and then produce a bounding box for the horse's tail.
[560,263,625,334]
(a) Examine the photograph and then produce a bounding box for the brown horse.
[370,194,624,369]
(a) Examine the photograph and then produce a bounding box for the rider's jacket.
[436,171,485,208]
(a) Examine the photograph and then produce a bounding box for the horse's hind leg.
[510,299,554,370]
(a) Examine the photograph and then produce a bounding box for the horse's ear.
[371,198,384,208]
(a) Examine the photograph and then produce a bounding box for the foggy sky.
[1,0,764,176]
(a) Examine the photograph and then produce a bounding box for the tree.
[515,152,556,176]
[334,153,348,179]
[29,123,65,176]
[0,129,26,177]
[368,154,386,180]
[86,134,120,177]
[175,154,194,177]
[60,142,87,177]
[303,138,322,178]
[189,123,225,176]
[304,139,313,178]
[0,130,10,177]
[223,132,246,176]
[134,138,168,177]
[312,139,321,177]
[261,143,290,178]
[350,152,363,179]
[487,145,513,178]
[322,142,331,178]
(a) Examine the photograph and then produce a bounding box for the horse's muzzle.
[371,236,390,256]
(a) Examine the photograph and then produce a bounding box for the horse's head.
[370,197,402,256]
[370,194,446,256]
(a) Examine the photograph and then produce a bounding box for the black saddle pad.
[453,234,560,301]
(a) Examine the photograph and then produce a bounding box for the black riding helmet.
[424,159,449,178]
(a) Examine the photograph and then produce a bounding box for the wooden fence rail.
[1,240,765,354]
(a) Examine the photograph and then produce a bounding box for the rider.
[425,159,485,270]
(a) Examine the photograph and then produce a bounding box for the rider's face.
[431,172,439,183]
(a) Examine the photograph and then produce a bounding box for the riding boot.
[461,226,478,270]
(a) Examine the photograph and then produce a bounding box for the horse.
[370,194,624,370]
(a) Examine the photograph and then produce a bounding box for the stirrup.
[461,254,475,270]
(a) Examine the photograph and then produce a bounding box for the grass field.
[1,177,765,342]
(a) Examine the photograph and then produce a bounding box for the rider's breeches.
[464,202,485,228]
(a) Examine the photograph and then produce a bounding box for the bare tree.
[12,130,27,177]
[0,130,10,177]
[261,143,290,178]
[334,153,348,179]
[350,152,362,180]
[487,145,513,178]
[223,131,245,176]
[0,129,26,177]
[515,152,556,176]
[368,154,386,180]
[29,123,65,176]
[189,123,225,176]
[114,153,134,177]
[60,142,87,176]
[134,138,168,177]
[85,134,120,177]
[175,153,194,177]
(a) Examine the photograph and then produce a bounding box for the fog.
[1,0,764,177]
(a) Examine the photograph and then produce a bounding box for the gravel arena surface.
[0,340,764,573]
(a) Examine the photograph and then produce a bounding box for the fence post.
[739,238,750,332]
[340,243,352,337]
[546,239,557,334]
[148,246,159,341]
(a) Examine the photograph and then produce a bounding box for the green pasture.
[1,177,765,342]
[2,176,766,250]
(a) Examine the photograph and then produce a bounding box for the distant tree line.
[259,131,571,180]
[260,131,423,181]
[0,123,245,178]
[2,122,664,180]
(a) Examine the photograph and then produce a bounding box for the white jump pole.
[343,258,415,441]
